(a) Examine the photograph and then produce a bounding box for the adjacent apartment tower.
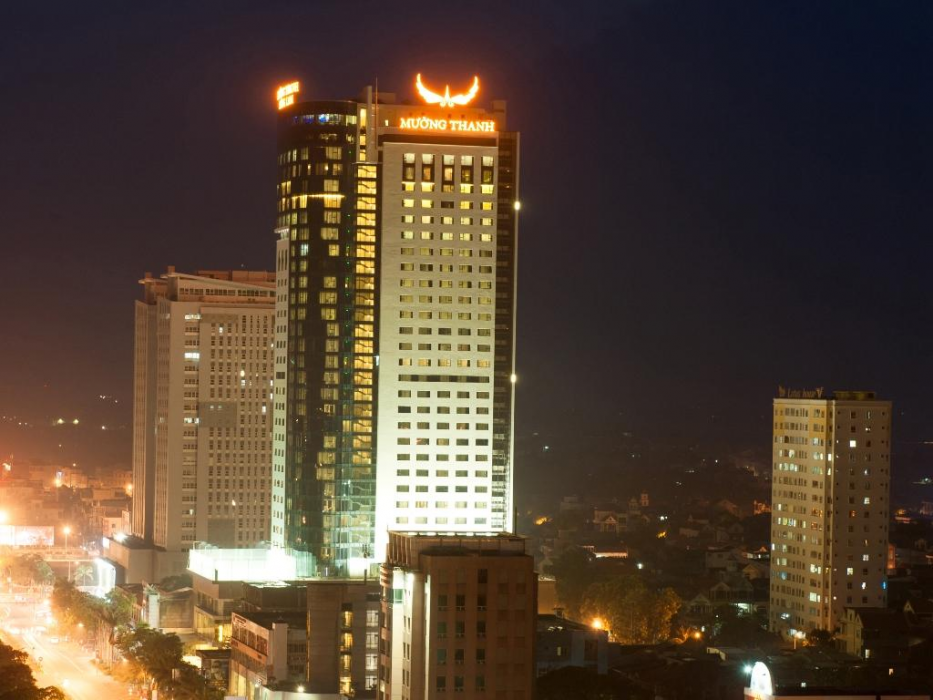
[132,268,276,564]
[270,76,520,576]
[769,389,891,636]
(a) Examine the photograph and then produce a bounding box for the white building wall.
[132,299,158,541]
[143,273,274,554]
[271,235,290,548]
[375,137,500,558]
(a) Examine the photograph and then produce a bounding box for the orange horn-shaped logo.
[415,74,480,107]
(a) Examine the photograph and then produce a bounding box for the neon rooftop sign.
[276,81,300,110]
[416,73,479,107]
[399,116,495,133]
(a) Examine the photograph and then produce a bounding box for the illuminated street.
[0,593,129,700]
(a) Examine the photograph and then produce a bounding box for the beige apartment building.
[379,532,535,700]
[131,268,275,573]
[769,389,891,636]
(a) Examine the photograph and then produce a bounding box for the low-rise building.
[744,660,928,700]
[536,614,608,676]
[229,610,307,698]
[838,607,911,661]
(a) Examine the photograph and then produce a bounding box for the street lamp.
[63,526,72,581]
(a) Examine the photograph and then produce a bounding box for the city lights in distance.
[415,73,479,107]
[276,81,300,110]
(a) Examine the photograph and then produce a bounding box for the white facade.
[133,270,275,555]
[769,391,891,635]
[271,234,290,548]
[374,123,504,558]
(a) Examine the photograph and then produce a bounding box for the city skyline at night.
[3,3,933,699]
[3,3,932,482]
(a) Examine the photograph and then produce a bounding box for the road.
[0,593,130,700]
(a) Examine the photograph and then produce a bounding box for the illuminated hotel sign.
[276,81,300,110]
[399,116,496,133]
[416,73,479,107]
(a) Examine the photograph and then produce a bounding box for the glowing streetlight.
[591,618,604,630]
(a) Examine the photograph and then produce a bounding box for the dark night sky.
[1,1,932,469]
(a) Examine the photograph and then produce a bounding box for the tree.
[807,628,835,648]
[546,546,596,619]
[36,689,66,700]
[580,575,681,645]
[50,578,102,632]
[116,626,221,699]
[0,640,65,700]
[116,624,184,692]
[10,554,53,586]
[73,563,94,587]
[97,587,136,665]
[167,664,225,700]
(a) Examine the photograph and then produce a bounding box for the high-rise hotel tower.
[270,77,520,576]
[769,389,891,636]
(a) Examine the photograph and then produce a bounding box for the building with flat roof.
[229,609,308,698]
[379,532,535,700]
[769,390,892,636]
[131,268,275,574]
[306,580,381,697]
[535,613,608,677]
[271,75,520,576]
